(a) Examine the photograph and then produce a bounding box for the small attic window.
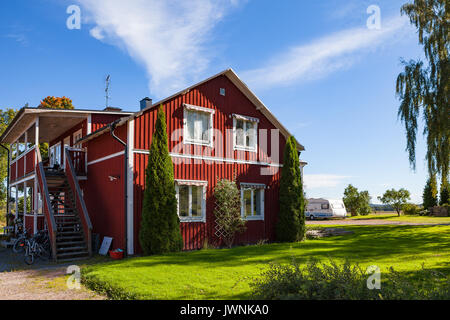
[220,88,226,96]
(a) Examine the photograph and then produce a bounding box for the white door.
[73,129,83,149]
[49,143,61,167]
[63,136,71,168]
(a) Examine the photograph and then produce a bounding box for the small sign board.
[99,236,113,255]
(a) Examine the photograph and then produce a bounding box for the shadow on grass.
[84,225,450,271]
[80,225,450,300]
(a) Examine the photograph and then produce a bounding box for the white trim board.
[126,120,135,255]
[133,149,283,168]
[87,151,125,166]
[10,174,36,186]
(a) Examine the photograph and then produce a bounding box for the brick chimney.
[140,97,152,110]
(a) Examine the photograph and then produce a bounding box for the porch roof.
[0,107,133,144]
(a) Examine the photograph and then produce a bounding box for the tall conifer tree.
[276,136,306,242]
[139,106,183,255]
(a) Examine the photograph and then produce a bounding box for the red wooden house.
[1,69,306,261]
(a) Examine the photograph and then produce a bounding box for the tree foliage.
[378,188,411,216]
[0,108,18,210]
[139,106,183,255]
[439,175,450,205]
[39,96,74,110]
[423,174,439,209]
[395,0,449,178]
[213,179,246,248]
[343,185,372,216]
[276,136,306,242]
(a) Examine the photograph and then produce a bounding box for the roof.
[0,107,133,144]
[79,69,305,151]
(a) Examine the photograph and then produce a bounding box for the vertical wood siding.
[133,75,286,251]
[10,162,16,182]
[25,149,35,175]
[91,114,124,132]
[82,154,126,251]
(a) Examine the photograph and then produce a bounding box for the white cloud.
[241,15,411,89]
[77,0,242,96]
[304,174,350,189]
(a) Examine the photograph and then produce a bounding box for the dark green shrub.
[139,106,183,255]
[402,203,421,215]
[440,177,450,205]
[250,260,450,300]
[423,175,438,209]
[276,136,305,242]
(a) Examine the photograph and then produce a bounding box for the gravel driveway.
[0,247,105,300]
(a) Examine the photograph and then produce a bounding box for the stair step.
[57,231,84,236]
[57,241,86,247]
[57,246,87,253]
[55,220,80,224]
[57,250,89,258]
[56,236,84,242]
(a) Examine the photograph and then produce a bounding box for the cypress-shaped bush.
[139,105,183,255]
[423,175,438,209]
[276,136,306,242]
[440,175,449,205]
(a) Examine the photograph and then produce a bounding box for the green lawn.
[347,213,450,223]
[82,225,450,300]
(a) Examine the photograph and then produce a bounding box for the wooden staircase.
[46,171,90,262]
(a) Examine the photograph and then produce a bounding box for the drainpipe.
[0,144,10,228]
[109,122,128,256]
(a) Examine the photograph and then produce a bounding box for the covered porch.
[1,108,91,236]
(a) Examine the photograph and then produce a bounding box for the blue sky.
[1,0,428,203]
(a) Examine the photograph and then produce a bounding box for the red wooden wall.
[82,124,128,251]
[133,75,286,251]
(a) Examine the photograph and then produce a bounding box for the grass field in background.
[347,213,450,223]
[82,224,450,300]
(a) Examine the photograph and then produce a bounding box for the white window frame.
[175,180,207,223]
[183,104,215,147]
[233,114,259,152]
[240,183,265,221]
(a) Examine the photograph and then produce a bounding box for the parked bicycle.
[12,228,31,254]
[23,230,51,265]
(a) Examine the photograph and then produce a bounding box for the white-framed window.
[175,180,207,222]
[240,183,265,220]
[183,104,214,147]
[233,114,259,152]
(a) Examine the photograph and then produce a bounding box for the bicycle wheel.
[24,252,35,265]
[38,245,51,261]
[13,239,26,253]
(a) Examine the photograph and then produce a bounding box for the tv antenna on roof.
[105,75,111,108]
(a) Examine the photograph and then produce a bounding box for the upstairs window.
[240,183,265,220]
[183,104,214,147]
[233,114,258,151]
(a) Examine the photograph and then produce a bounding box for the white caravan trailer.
[305,198,347,220]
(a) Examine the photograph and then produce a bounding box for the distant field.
[347,213,450,224]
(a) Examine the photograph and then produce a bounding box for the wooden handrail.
[64,148,92,256]
[35,147,57,261]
